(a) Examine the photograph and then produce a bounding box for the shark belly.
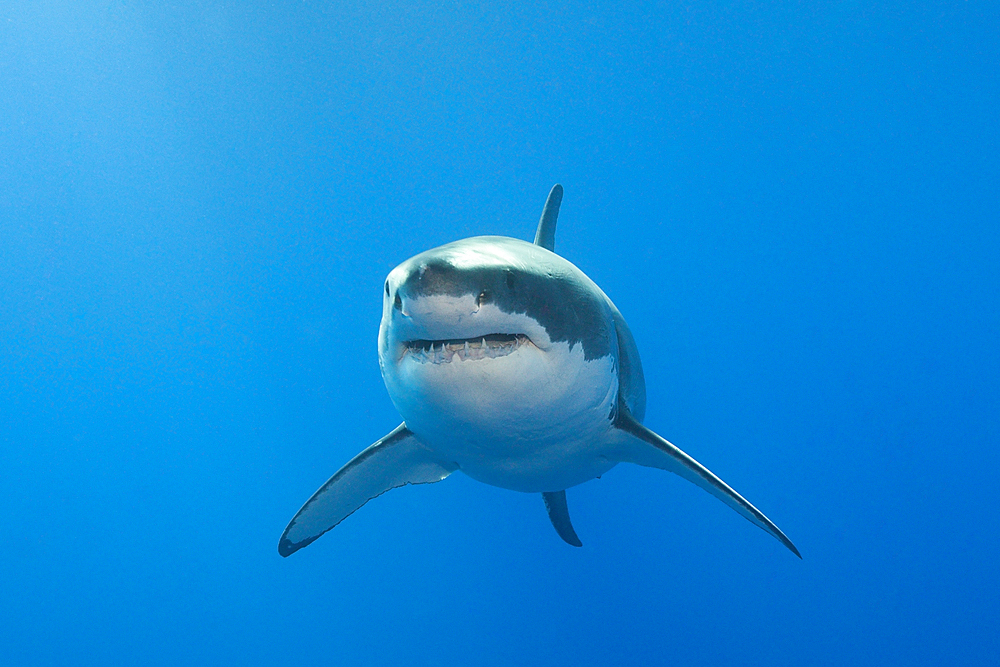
[384,339,620,493]
[451,435,620,493]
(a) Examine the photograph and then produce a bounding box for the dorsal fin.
[533,184,563,251]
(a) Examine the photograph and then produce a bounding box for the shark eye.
[505,271,515,291]
[394,293,402,310]
[477,290,490,306]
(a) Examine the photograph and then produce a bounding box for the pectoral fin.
[613,411,800,557]
[278,424,457,557]
[542,490,583,547]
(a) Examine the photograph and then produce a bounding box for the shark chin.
[278,185,801,559]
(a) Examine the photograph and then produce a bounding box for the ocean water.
[2,2,997,665]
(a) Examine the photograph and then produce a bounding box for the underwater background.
[2,2,997,665]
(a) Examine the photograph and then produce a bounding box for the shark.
[279,185,800,558]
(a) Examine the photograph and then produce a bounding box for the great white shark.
[279,185,800,558]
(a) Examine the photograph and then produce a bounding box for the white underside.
[380,299,621,492]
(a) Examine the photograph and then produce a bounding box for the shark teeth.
[405,334,529,364]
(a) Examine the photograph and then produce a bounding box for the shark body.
[279,185,799,558]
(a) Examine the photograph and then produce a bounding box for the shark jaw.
[402,333,534,364]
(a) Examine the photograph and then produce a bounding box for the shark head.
[377,235,621,485]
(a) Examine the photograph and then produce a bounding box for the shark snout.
[395,293,479,328]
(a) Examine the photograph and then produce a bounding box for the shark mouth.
[404,333,531,364]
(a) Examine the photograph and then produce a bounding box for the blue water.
[2,2,997,665]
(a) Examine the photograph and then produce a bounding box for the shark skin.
[279,185,800,559]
